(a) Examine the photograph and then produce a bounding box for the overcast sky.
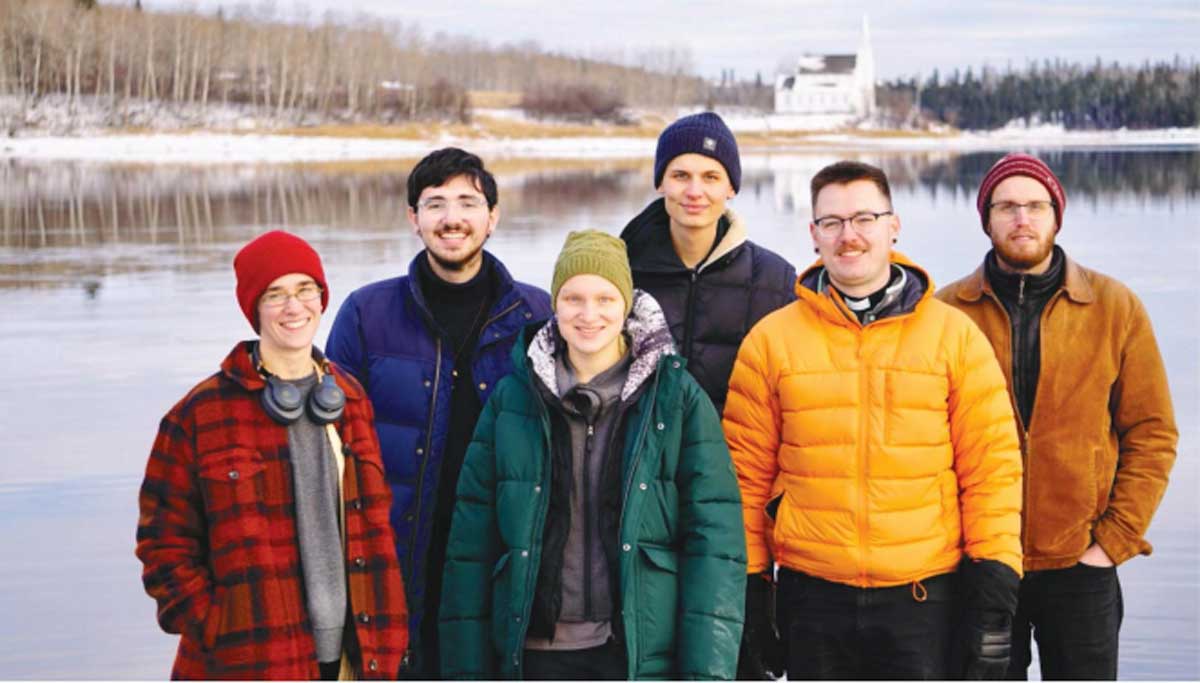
[149,0,1199,81]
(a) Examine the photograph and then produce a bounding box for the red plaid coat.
[136,342,409,680]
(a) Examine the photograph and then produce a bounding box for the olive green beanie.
[551,230,634,316]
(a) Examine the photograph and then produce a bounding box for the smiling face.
[658,153,736,235]
[987,175,1057,274]
[256,272,322,358]
[810,179,900,298]
[407,173,499,283]
[555,274,627,373]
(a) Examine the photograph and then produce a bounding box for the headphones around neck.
[252,343,346,426]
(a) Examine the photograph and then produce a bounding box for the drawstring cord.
[911,580,928,602]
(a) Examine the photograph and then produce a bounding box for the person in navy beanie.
[653,112,743,193]
[621,111,795,679]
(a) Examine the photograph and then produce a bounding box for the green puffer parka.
[439,291,747,680]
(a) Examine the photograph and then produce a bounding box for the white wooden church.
[774,17,876,124]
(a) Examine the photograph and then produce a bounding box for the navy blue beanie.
[653,112,741,193]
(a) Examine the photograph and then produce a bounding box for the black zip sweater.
[620,198,796,416]
[984,246,1066,428]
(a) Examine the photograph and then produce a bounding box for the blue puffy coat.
[327,251,552,645]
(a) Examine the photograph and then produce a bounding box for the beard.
[427,235,486,272]
[993,233,1055,272]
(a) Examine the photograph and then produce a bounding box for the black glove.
[956,558,1020,680]
[962,609,1012,679]
[737,573,784,680]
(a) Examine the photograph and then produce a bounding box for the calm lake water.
[1,148,1196,679]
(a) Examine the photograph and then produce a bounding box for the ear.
[486,204,500,237]
[889,213,901,243]
[808,222,821,255]
[406,206,420,234]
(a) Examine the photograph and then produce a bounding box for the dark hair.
[407,147,498,210]
[810,161,892,211]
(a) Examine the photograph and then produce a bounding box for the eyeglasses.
[418,197,488,215]
[813,211,894,236]
[989,200,1055,220]
[260,283,323,308]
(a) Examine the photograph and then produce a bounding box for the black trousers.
[523,637,627,680]
[1006,563,1123,680]
[777,568,955,680]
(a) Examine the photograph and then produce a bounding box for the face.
[257,272,322,357]
[987,175,1057,273]
[810,179,900,297]
[555,274,627,365]
[407,174,499,280]
[658,153,736,234]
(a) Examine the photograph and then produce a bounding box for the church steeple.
[857,14,876,117]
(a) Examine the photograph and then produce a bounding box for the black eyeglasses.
[812,211,894,236]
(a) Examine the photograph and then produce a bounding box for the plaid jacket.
[136,342,409,680]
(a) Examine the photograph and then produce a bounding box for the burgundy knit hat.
[976,153,1066,233]
[233,230,329,331]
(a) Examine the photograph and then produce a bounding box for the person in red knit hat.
[939,153,1177,679]
[136,230,410,679]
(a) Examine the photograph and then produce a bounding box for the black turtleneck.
[416,253,497,670]
[985,246,1066,428]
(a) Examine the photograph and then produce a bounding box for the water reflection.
[3,149,1194,258]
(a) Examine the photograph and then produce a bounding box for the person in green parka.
[439,230,747,680]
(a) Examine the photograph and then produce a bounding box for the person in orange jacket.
[724,161,1023,679]
[938,153,1177,679]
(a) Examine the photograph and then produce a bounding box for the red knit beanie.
[976,153,1066,233]
[233,230,329,331]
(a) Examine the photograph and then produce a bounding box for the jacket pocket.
[198,448,269,570]
[767,491,791,558]
[201,584,230,651]
[637,543,679,661]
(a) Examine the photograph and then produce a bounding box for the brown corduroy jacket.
[937,254,1177,571]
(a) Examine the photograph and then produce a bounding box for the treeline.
[880,58,1200,130]
[0,0,706,126]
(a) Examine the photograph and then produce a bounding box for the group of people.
[136,112,1178,680]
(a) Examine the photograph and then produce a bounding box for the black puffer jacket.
[621,198,797,415]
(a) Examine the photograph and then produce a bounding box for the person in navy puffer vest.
[327,148,552,677]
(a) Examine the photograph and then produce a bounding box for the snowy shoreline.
[1,127,1196,164]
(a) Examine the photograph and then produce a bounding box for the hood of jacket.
[517,289,677,402]
[620,197,748,274]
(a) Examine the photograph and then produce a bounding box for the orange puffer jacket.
[724,254,1023,587]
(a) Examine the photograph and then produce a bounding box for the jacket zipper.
[681,270,698,359]
[408,337,442,574]
[583,421,595,618]
[856,330,870,584]
[415,302,519,578]
[982,289,1030,551]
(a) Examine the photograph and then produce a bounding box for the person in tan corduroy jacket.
[937,153,1178,680]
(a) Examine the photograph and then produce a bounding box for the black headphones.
[252,343,346,426]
